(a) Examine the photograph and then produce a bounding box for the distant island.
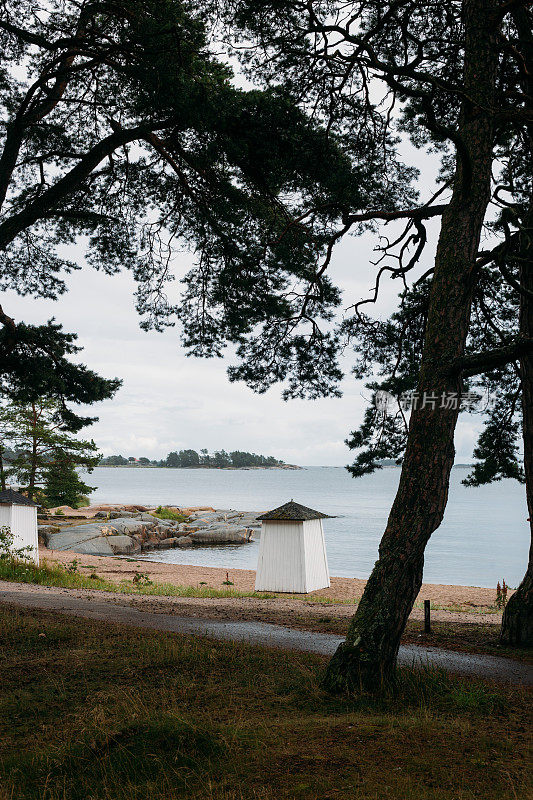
[99,449,301,470]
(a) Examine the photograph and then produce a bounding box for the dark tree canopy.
[1,0,531,398]
[0,0,414,398]
[205,0,532,487]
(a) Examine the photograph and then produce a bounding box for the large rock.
[47,523,106,551]
[37,525,61,545]
[46,518,155,552]
[72,534,140,556]
[155,525,173,538]
[153,537,181,549]
[70,536,115,556]
[135,512,160,523]
[188,527,248,544]
[187,512,222,522]
[175,536,194,547]
[103,518,156,535]
[153,519,175,529]
[107,535,140,555]
[109,510,136,519]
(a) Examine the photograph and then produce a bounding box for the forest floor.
[0,603,531,800]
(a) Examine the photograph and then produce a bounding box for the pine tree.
[214,0,533,686]
[0,400,100,501]
[42,461,96,509]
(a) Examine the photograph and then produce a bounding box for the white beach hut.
[0,489,39,565]
[255,500,330,593]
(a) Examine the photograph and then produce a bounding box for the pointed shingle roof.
[0,489,37,507]
[257,500,329,521]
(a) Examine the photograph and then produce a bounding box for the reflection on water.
[88,466,529,587]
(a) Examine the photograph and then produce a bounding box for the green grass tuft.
[0,556,276,600]
[151,505,189,522]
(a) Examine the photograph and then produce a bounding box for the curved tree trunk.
[323,0,499,693]
[500,199,533,647]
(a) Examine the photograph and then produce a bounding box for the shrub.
[496,579,509,609]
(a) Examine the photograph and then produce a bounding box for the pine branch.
[343,203,446,227]
[0,120,178,249]
[452,336,533,377]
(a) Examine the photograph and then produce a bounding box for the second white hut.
[255,500,330,593]
[0,489,39,565]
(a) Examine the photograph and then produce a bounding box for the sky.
[3,192,487,466]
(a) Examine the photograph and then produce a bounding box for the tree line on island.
[100,450,289,468]
[0,399,292,512]
[0,0,531,692]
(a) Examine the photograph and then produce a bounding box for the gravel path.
[1,582,531,686]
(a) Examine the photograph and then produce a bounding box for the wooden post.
[424,599,431,634]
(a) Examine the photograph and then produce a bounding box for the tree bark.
[499,3,533,648]
[323,0,499,693]
[500,201,533,647]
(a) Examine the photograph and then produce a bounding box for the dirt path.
[1,581,531,686]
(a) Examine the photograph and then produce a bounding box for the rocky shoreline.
[38,504,262,557]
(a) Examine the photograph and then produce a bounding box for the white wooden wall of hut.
[0,504,39,565]
[255,518,330,593]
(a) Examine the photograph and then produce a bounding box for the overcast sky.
[3,176,487,466]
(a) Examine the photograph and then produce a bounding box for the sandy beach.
[40,546,504,624]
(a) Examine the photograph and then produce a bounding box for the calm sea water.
[88,466,529,588]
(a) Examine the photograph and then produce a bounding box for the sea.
[87,465,530,588]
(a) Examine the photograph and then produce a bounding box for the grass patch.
[150,505,189,522]
[0,557,276,600]
[0,605,530,800]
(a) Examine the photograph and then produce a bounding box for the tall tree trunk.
[499,5,533,648]
[500,202,533,646]
[323,0,499,693]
